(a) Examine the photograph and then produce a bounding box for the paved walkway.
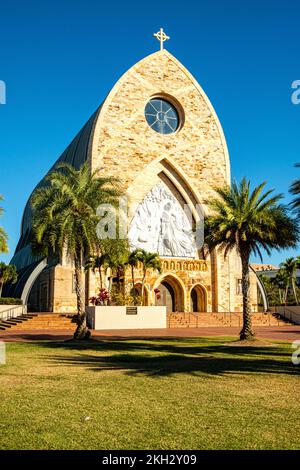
[0,326,300,342]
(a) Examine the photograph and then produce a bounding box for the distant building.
[251,263,300,283]
[250,263,279,272]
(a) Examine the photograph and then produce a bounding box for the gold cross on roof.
[153,28,170,51]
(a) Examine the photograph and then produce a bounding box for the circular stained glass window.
[145,98,179,134]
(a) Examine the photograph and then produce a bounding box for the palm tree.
[289,163,300,214]
[127,249,142,303]
[85,253,110,289]
[0,262,17,297]
[98,238,129,296]
[0,195,8,254]
[134,249,162,305]
[205,178,299,340]
[30,162,120,339]
[271,270,289,305]
[280,257,300,305]
[258,273,276,306]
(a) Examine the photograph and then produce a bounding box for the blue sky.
[0,0,299,266]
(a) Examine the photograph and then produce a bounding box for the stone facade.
[28,49,258,313]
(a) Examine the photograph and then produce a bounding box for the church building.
[8,30,259,314]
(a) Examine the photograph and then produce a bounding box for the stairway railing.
[0,305,27,322]
[167,310,287,328]
[273,306,300,325]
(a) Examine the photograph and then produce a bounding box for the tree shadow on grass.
[39,338,300,378]
[37,336,290,358]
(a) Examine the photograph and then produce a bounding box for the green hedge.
[0,298,23,305]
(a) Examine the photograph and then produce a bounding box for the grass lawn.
[0,336,299,450]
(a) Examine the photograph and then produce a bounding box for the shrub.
[0,297,23,305]
[89,288,110,306]
[111,290,142,306]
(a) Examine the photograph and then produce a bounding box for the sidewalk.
[0,326,300,342]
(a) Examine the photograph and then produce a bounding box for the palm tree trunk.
[73,251,90,340]
[284,284,289,305]
[131,265,137,305]
[99,267,103,289]
[239,251,255,341]
[141,269,146,306]
[107,269,113,304]
[0,281,3,297]
[278,288,283,305]
[292,278,299,305]
[108,276,112,294]
[117,267,121,293]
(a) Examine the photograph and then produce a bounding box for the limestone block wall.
[127,258,212,312]
[217,250,258,313]
[52,266,81,313]
[91,50,229,196]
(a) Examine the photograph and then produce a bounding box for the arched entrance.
[156,281,175,312]
[190,285,207,312]
[154,274,185,313]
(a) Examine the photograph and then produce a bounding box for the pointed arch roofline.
[91,49,230,183]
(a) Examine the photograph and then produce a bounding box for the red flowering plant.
[89,288,110,306]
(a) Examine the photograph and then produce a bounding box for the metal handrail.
[0,304,27,322]
[167,309,279,328]
[274,305,300,324]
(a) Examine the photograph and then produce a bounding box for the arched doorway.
[190,285,207,312]
[156,281,175,312]
[154,274,185,312]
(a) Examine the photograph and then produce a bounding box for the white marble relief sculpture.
[128,182,197,258]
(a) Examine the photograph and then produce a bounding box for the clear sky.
[0,0,299,266]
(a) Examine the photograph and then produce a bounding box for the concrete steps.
[0,314,37,330]
[0,313,77,330]
[1,311,294,331]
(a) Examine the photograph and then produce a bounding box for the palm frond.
[204,178,299,260]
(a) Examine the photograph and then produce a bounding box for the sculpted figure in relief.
[128,182,196,258]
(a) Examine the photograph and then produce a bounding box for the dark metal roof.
[2,259,42,298]
[11,105,102,271]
